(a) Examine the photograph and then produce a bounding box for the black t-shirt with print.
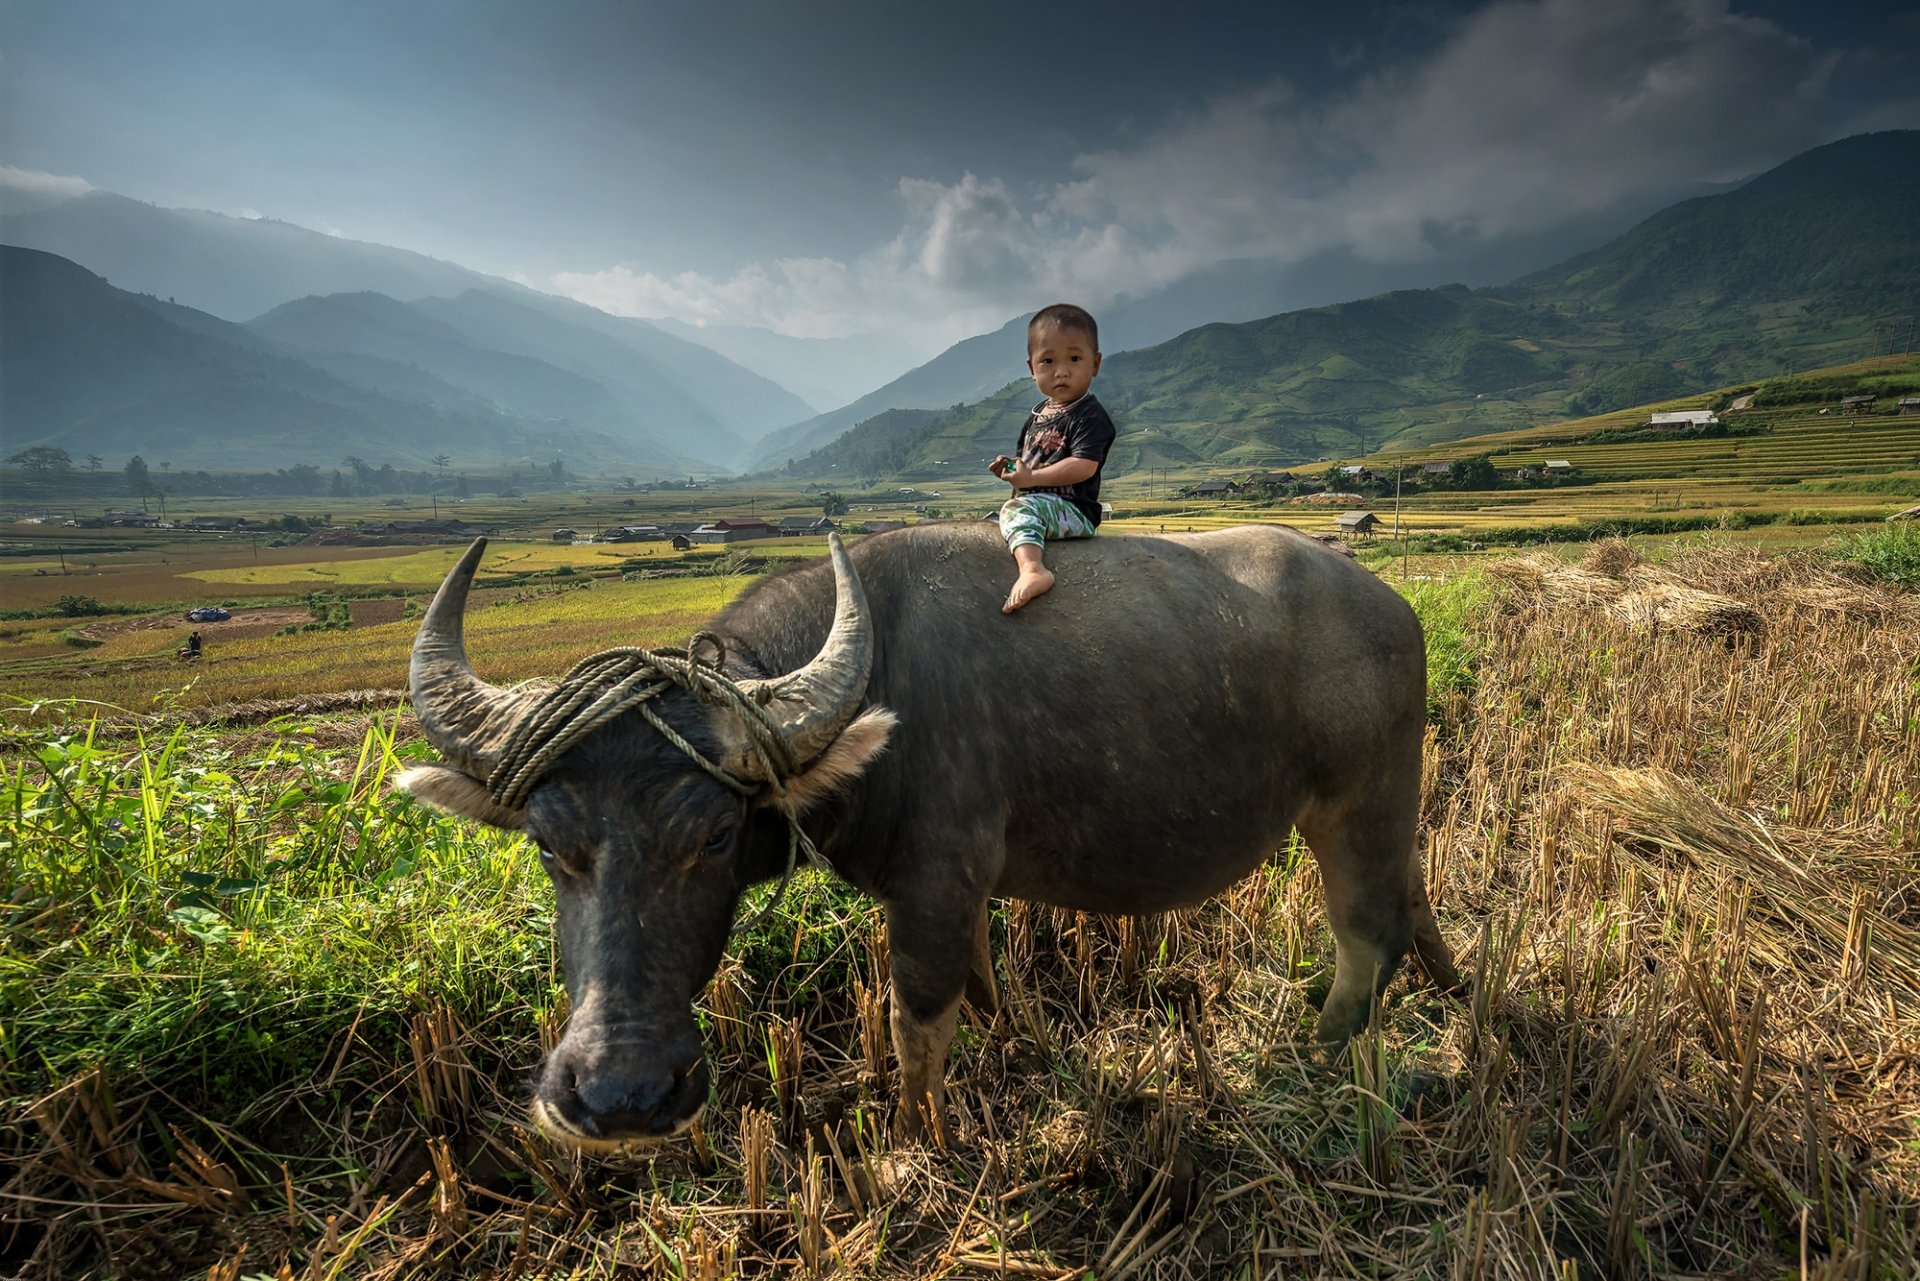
[1015,393,1117,526]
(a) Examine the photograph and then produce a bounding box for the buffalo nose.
[548,1051,709,1139]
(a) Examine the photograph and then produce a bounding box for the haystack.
[1488,551,1764,637]
[1486,552,1625,603]
[1608,581,1764,638]
[1579,536,1639,577]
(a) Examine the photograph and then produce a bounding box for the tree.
[549,458,566,481]
[86,454,103,472]
[820,491,849,517]
[1447,454,1499,491]
[6,446,74,477]
[125,456,151,491]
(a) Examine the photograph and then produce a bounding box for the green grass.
[1,715,543,1097]
[1397,575,1494,714]
[1841,521,1920,587]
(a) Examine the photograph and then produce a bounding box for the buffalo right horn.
[729,533,874,779]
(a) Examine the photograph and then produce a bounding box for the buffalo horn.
[409,538,525,775]
[731,532,873,778]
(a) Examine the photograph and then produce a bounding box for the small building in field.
[670,533,693,551]
[1248,471,1298,487]
[1337,465,1375,484]
[1898,397,1920,415]
[1422,461,1453,476]
[1543,460,1575,474]
[1336,511,1381,539]
[552,528,577,542]
[1649,410,1719,428]
[689,517,779,544]
[1840,394,1877,410]
[776,516,837,537]
[1192,479,1239,497]
[603,525,666,543]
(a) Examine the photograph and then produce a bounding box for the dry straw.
[10,546,1918,1278]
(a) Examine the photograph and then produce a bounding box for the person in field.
[987,304,1118,613]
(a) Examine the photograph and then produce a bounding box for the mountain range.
[0,193,812,469]
[3,131,1915,481]
[782,130,1920,479]
[0,245,678,473]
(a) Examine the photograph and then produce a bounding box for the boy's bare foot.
[1003,566,1055,613]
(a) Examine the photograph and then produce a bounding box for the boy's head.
[1027,303,1101,406]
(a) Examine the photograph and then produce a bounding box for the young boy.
[988,303,1117,613]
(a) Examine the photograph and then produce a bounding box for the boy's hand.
[988,454,1019,484]
[1004,458,1037,488]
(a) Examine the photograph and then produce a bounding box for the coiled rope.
[484,631,830,937]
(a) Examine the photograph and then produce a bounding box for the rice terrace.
[1,345,1917,1281]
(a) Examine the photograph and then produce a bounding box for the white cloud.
[0,165,93,214]
[541,0,1855,349]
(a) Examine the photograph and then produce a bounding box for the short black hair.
[1028,303,1098,352]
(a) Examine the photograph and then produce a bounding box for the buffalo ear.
[394,765,528,830]
[767,706,896,815]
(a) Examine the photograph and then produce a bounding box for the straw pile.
[1489,550,1765,637]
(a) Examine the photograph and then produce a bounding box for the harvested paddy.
[4,535,1916,1278]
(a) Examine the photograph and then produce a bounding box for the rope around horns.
[484,631,830,937]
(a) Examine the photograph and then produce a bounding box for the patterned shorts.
[998,492,1096,551]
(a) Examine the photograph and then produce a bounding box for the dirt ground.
[75,606,315,646]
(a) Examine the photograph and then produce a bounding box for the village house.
[776,516,838,537]
[1421,461,1453,477]
[552,528,577,542]
[688,517,779,545]
[602,525,667,543]
[1839,394,1877,411]
[1898,397,1920,415]
[1543,460,1575,475]
[1649,410,1719,428]
[1191,479,1239,497]
[1337,466,1375,484]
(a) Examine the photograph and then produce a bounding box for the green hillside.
[1364,355,1920,486]
[784,131,1919,480]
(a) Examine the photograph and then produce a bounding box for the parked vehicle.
[184,607,232,622]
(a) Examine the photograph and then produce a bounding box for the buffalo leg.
[884,891,986,1141]
[1298,775,1422,1047]
[964,898,1000,1015]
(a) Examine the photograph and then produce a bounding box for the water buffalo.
[398,525,1459,1147]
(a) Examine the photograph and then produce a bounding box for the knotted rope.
[485,631,830,937]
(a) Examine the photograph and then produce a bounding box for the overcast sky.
[4,0,1916,353]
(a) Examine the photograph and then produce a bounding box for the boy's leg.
[997,494,1094,613]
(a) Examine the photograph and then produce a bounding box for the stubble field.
[4,527,1918,1279]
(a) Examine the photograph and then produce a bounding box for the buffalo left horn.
[408,538,544,778]
[727,532,874,780]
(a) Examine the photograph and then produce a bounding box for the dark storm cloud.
[555,0,1901,346]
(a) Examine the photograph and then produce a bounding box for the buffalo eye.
[703,818,739,856]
